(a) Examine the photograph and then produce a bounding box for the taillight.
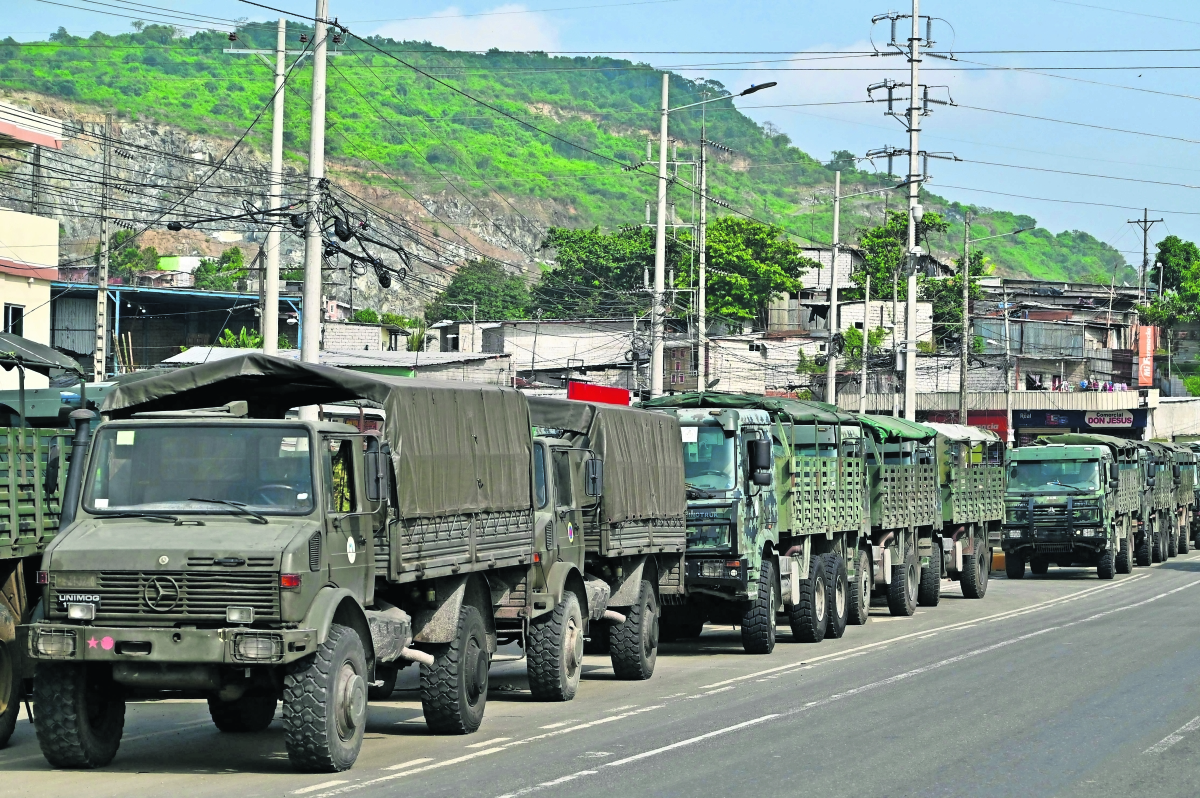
[36,571,49,585]
[280,573,301,588]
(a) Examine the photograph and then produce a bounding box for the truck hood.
[45,515,319,572]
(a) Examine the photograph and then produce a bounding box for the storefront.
[1011,408,1146,447]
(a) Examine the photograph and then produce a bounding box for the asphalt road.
[5,556,1200,798]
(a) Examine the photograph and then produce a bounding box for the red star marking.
[87,637,98,649]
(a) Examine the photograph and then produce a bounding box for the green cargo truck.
[1162,443,1196,557]
[1002,434,1142,579]
[1180,440,1200,549]
[20,354,683,772]
[1139,441,1179,564]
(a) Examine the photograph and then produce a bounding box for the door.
[323,437,370,600]
[550,446,585,568]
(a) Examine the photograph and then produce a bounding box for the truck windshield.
[84,425,315,515]
[682,425,736,490]
[1007,460,1100,493]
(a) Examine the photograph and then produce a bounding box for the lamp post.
[650,79,777,396]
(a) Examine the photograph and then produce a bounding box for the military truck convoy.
[13,354,1183,773]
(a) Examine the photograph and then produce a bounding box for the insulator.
[672,140,678,161]
[332,33,343,44]
[926,17,934,47]
[923,86,930,112]
[644,267,650,289]
[645,201,651,225]
[299,33,309,43]
[890,18,897,45]
[228,32,237,42]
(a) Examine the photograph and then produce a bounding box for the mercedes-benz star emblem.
[144,575,181,612]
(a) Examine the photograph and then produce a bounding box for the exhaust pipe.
[399,647,435,667]
[58,409,95,529]
[602,609,627,624]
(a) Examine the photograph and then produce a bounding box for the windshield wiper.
[1046,480,1088,493]
[685,482,717,499]
[95,511,179,522]
[187,498,269,524]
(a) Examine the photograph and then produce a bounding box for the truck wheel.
[847,548,871,626]
[1168,525,1179,558]
[961,538,990,599]
[33,662,125,769]
[825,554,849,639]
[788,554,826,643]
[1136,529,1151,567]
[1115,534,1133,575]
[1097,548,1116,580]
[368,665,398,701]
[283,623,368,772]
[1005,550,1026,579]
[1153,517,1166,563]
[584,621,611,654]
[0,641,19,749]
[420,606,489,735]
[611,580,659,680]
[917,542,941,607]
[528,591,584,700]
[887,545,918,617]
[743,558,778,653]
[1030,557,1049,575]
[208,690,277,732]
[1180,526,1190,554]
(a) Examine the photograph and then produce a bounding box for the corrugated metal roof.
[162,347,509,367]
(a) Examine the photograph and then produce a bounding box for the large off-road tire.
[1115,532,1133,575]
[368,665,399,701]
[611,580,659,679]
[1153,517,1166,564]
[0,640,19,749]
[887,543,918,617]
[1180,523,1191,554]
[421,606,489,735]
[1097,548,1116,580]
[847,548,871,626]
[208,690,277,732]
[33,662,125,769]
[825,554,849,639]
[528,591,584,700]
[961,537,990,599]
[742,558,778,654]
[1168,522,1179,558]
[1136,526,1152,567]
[918,541,941,607]
[1005,550,1026,579]
[787,553,826,644]
[283,623,368,772]
[1030,557,1049,575]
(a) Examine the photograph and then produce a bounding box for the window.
[533,444,548,508]
[3,304,23,337]
[325,438,356,513]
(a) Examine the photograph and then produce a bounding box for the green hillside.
[1,23,1133,284]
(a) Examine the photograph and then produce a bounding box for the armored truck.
[20,354,682,772]
[1002,434,1142,579]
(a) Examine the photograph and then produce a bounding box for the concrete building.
[0,211,59,391]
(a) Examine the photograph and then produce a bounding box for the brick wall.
[323,322,382,351]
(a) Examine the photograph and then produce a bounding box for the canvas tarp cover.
[100,353,532,519]
[1037,433,1138,457]
[856,414,936,443]
[0,332,82,376]
[639,391,854,425]
[925,422,1000,445]
[529,397,685,525]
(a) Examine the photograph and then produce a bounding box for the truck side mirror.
[748,439,772,473]
[752,470,772,486]
[1108,462,1119,482]
[1174,464,1182,480]
[585,457,604,497]
[364,449,390,504]
[44,443,61,496]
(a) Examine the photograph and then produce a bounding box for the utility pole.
[1127,208,1162,302]
[30,145,41,216]
[1002,279,1013,447]
[959,210,971,424]
[94,113,112,380]
[263,18,286,355]
[300,0,329,375]
[651,72,669,397]
[697,101,708,393]
[827,171,842,406]
[903,0,922,422]
[860,271,870,414]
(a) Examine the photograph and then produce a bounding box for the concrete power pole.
[697,106,708,393]
[301,0,329,371]
[93,113,113,380]
[860,271,870,414]
[959,210,971,424]
[651,72,669,397]
[1127,208,1162,303]
[903,0,922,422]
[827,171,842,406]
[262,18,287,355]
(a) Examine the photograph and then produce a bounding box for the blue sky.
[11,0,1200,264]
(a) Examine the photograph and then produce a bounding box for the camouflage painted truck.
[19,354,681,772]
[1137,441,1186,565]
[1180,439,1200,549]
[1002,434,1142,579]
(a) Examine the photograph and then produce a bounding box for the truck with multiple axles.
[640,394,982,654]
[1163,443,1196,557]
[1002,434,1142,579]
[20,354,684,772]
[1180,439,1200,549]
[1137,441,1184,564]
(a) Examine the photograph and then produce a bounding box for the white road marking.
[538,719,580,729]
[496,770,600,798]
[602,705,636,713]
[312,749,509,797]
[699,575,1149,689]
[1144,716,1200,754]
[383,757,434,771]
[488,577,1200,798]
[918,633,938,639]
[467,738,511,748]
[293,781,349,794]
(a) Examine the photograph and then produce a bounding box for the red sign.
[567,381,631,406]
[1138,326,1157,387]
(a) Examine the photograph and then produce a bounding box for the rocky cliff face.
[0,91,551,320]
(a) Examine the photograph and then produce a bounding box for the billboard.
[1138,325,1157,387]
[566,381,631,406]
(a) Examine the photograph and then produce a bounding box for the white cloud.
[372,5,561,53]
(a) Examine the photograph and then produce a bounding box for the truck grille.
[52,571,280,622]
[1033,543,1073,554]
[1031,505,1067,524]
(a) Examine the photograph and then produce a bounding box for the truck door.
[323,437,370,600]
[551,446,585,567]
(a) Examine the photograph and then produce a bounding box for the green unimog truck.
[20,354,683,772]
[1002,434,1142,579]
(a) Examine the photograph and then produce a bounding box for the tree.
[534,227,689,319]
[214,326,263,348]
[194,247,247,292]
[703,216,817,327]
[426,259,530,322]
[352,308,379,324]
[841,325,888,367]
[920,249,991,348]
[1140,235,1200,331]
[97,229,158,278]
[1153,235,1200,293]
[848,209,950,302]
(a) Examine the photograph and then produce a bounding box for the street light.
[650,77,777,397]
[957,214,1033,424]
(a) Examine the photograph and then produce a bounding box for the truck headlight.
[226,606,255,624]
[1008,530,1022,539]
[699,561,724,578]
[35,630,76,658]
[67,603,96,621]
[234,633,282,662]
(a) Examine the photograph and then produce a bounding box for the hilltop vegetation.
[1,23,1134,284]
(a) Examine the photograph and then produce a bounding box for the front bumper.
[1000,527,1109,555]
[20,623,317,665]
[684,556,749,598]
